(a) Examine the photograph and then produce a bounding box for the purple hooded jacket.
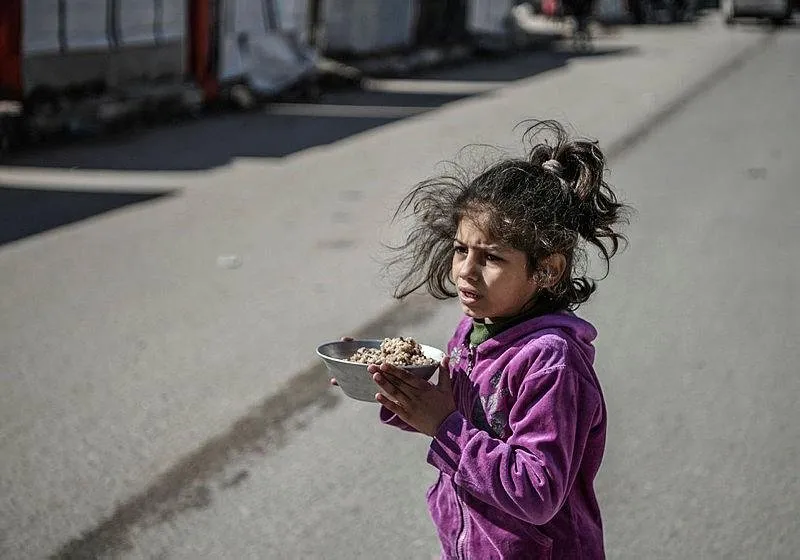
[381,312,607,559]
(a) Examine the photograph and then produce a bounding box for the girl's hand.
[370,357,455,437]
[330,336,354,387]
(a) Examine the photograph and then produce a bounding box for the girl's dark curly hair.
[387,120,632,312]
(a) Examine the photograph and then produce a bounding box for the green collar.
[469,320,506,346]
[468,298,560,347]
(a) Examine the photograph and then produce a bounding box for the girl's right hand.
[330,336,354,387]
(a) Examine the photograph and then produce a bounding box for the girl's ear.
[538,253,567,289]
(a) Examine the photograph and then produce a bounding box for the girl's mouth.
[459,288,481,304]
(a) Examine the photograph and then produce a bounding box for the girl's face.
[452,216,540,322]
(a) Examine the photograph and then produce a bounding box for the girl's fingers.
[376,392,406,416]
[367,364,408,389]
[378,363,424,389]
[372,371,412,406]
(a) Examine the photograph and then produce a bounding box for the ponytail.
[522,119,632,307]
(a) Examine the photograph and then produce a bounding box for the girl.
[334,120,630,559]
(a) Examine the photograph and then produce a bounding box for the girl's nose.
[458,250,480,280]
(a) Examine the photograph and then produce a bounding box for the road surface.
[1,13,798,560]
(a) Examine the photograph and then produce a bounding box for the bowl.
[316,339,444,402]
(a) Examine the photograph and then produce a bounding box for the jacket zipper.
[454,343,476,560]
[455,484,470,560]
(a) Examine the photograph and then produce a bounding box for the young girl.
[334,120,630,559]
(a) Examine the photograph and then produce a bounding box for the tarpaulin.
[217,0,316,95]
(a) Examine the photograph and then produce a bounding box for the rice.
[348,337,436,367]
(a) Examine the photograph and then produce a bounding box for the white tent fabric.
[65,0,110,50]
[596,0,628,21]
[321,0,416,55]
[468,0,514,36]
[275,0,312,45]
[23,0,188,54]
[118,1,158,45]
[117,0,188,45]
[218,0,316,95]
[21,0,189,93]
[23,0,65,54]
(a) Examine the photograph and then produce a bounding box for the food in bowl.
[347,337,437,367]
[316,339,443,402]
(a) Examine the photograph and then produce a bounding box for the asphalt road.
[1,14,798,560]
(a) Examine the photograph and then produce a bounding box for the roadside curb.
[316,29,564,84]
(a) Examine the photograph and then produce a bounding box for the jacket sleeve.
[426,365,598,525]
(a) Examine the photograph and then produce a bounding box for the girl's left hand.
[370,357,455,437]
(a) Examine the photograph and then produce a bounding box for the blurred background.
[1,1,798,558]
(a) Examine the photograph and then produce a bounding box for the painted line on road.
[265,103,431,119]
[362,78,506,95]
[0,168,195,191]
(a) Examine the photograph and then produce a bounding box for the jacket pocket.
[427,473,460,558]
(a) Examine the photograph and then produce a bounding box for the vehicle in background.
[722,0,794,25]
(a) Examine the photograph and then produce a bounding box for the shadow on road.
[413,46,638,82]
[3,90,472,172]
[3,46,640,173]
[0,44,642,243]
[0,185,172,246]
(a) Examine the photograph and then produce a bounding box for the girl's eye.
[454,245,468,254]
[486,253,502,262]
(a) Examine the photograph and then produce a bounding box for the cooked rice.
[348,337,436,366]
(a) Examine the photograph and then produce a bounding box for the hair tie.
[542,159,564,177]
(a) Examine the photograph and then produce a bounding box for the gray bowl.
[316,339,444,402]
